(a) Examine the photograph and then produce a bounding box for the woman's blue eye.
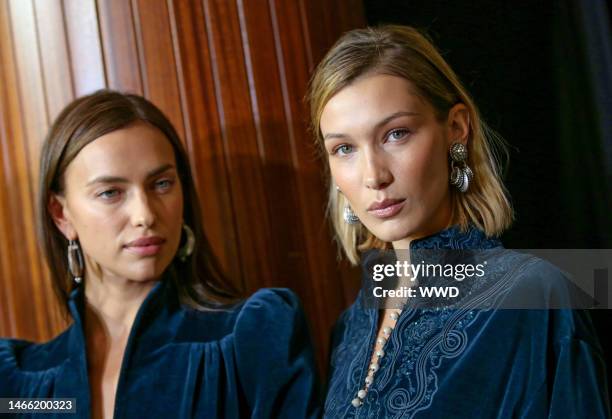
[335,144,354,156]
[387,129,409,141]
[98,189,119,199]
[155,179,173,190]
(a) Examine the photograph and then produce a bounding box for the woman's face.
[51,122,184,282]
[320,74,468,248]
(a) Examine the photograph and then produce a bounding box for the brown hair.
[307,25,513,264]
[39,90,241,314]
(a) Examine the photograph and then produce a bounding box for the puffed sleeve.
[0,339,20,396]
[234,288,321,418]
[547,336,610,418]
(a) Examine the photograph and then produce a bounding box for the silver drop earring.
[67,240,84,284]
[343,204,359,224]
[449,142,473,193]
[177,224,195,262]
[337,185,359,225]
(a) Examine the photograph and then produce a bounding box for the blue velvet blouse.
[0,278,320,418]
[324,226,610,418]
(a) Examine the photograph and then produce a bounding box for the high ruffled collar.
[361,224,503,271]
[359,224,505,312]
[408,224,502,250]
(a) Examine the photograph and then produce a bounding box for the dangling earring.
[177,224,195,262]
[337,185,359,225]
[449,142,473,193]
[67,240,84,284]
[343,204,360,224]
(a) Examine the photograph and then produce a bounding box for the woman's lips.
[367,199,406,219]
[124,237,166,256]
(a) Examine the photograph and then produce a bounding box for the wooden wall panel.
[202,0,275,289]
[31,0,76,336]
[63,0,107,95]
[0,1,20,338]
[132,0,185,140]
[167,0,241,282]
[8,0,48,189]
[0,4,20,334]
[238,0,310,291]
[97,0,142,93]
[0,0,365,374]
[33,0,75,121]
[2,0,59,341]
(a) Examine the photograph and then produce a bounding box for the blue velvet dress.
[0,278,320,418]
[324,225,610,418]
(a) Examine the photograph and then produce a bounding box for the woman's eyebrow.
[323,132,349,141]
[146,163,175,178]
[374,111,420,130]
[85,164,176,186]
[323,111,419,141]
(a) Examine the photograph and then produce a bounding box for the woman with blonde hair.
[308,25,609,418]
[0,90,320,418]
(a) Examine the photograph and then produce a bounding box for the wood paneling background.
[0,0,365,375]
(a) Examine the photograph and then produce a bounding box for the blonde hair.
[307,25,513,265]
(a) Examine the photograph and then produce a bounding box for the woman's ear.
[48,194,76,240]
[446,103,470,146]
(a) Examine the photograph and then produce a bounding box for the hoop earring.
[177,224,195,262]
[449,142,473,193]
[67,240,84,284]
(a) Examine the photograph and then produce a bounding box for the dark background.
[364,0,612,400]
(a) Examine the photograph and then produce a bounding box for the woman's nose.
[363,151,393,190]
[130,190,155,228]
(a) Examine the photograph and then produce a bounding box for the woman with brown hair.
[308,25,609,418]
[0,90,319,418]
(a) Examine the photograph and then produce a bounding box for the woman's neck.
[391,204,453,251]
[84,273,158,339]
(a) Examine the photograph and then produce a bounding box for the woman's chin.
[121,265,167,283]
[365,220,417,244]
